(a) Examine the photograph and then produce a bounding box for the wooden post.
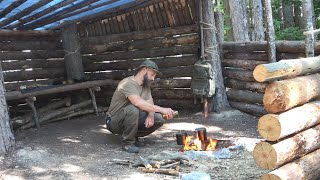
[61,23,84,82]
[0,63,15,154]
[202,0,229,113]
[263,0,276,62]
[302,0,315,57]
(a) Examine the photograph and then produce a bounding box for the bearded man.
[105,60,175,153]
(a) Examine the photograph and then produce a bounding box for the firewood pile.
[252,56,320,179]
[12,96,106,130]
[111,151,193,176]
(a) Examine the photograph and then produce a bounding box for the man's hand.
[161,107,175,119]
[145,113,155,128]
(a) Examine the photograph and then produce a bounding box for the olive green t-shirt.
[107,76,152,116]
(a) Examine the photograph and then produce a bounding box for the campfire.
[177,127,218,151]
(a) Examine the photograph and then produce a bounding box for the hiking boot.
[135,137,144,147]
[122,144,140,153]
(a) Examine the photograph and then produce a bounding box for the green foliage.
[275,27,304,40]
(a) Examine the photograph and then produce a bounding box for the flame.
[182,135,218,151]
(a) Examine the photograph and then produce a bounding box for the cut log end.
[253,142,277,170]
[261,174,281,180]
[263,83,289,113]
[258,114,281,141]
[253,64,268,82]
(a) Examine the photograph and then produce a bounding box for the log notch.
[263,73,320,113]
[261,148,320,180]
[254,124,320,169]
[61,24,84,81]
[258,101,320,141]
[253,56,320,82]
[227,89,263,104]
[229,101,267,115]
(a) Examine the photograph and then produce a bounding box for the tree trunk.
[263,0,276,62]
[61,23,84,81]
[202,0,229,112]
[282,0,294,28]
[254,123,320,170]
[302,0,315,57]
[263,73,320,113]
[223,0,234,41]
[253,56,320,82]
[261,148,320,180]
[229,0,250,41]
[258,100,320,141]
[252,0,265,41]
[0,63,15,154]
[294,4,303,29]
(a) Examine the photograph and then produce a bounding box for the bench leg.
[25,97,40,129]
[88,87,99,116]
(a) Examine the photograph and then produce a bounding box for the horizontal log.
[82,45,197,62]
[263,74,320,113]
[276,41,320,53]
[0,30,56,37]
[222,59,265,70]
[0,40,62,51]
[81,24,198,44]
[223,68,255,82]
[229,101,267,115]
[254,124,320,169]
[5,79,116,101]
[261,148,320,180]
[84,55,197,71]
[4,78,64,92]
[87,66,194,80]
[0,50,65,60]
[253,56,320,82]
[1,59,64,71]
[3,68,65,82]
[154,99,200,110]
[224,52,268,61]
[151,79,191,89]
[82,35,198,54]
[227,89,263,104]
[224,78,268,93]
[278,52,305,60]
[258,100,320,141]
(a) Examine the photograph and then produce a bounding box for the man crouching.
[105,60,175,153]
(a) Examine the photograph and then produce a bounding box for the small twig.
[160,161,180,169]
[137,167,179,176]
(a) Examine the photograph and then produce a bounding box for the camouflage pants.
[106,104,165,145]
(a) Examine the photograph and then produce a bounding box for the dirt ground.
[0,109,270,180]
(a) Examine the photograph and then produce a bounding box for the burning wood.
[178,128,218,151]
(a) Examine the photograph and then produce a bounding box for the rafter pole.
[0,0,27,19]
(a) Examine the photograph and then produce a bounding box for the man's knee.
[154,113,165,126]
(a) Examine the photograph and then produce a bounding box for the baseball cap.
[137,60,162,75]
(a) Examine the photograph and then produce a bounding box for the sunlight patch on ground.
[0,175,24,180]
[58,137,81,143]
[61,163,83,172]
[122,173,158,180]
[31,166,47,173]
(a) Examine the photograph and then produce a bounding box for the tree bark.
[263,0,277,62]
[0,63,15,154]
[282,0,294,28]
[302,0,315,57]
[61,24,84,81]
[261,148,320,180]
[223,0,234,41]
[252,0,265,41]
[202,0,229,112]
[253,56,320,82]
[263,73,320,113]
[229,0,250,41]
[227,89,263,104]
[258,100,320,141]
[229,101,267,115]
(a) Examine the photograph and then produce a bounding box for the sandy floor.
[0,109,270,180]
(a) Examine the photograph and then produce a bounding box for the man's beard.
[142,73,152,87]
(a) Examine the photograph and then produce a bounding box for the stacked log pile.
[223,41,320,116]
[252,56,320,179]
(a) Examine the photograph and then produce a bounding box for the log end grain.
[258,114,281,141]
[253,142,277,170]
[261,174,281,180]
[253,64,268,82]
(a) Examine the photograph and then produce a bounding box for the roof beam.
[53,0,168,30]
[18,0,101,30]
[0,0,27,19]
[6,0,78,30]
[0,29,56,37]
[0,0,54,28]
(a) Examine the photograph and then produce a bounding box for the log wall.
[223,41,320,115]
